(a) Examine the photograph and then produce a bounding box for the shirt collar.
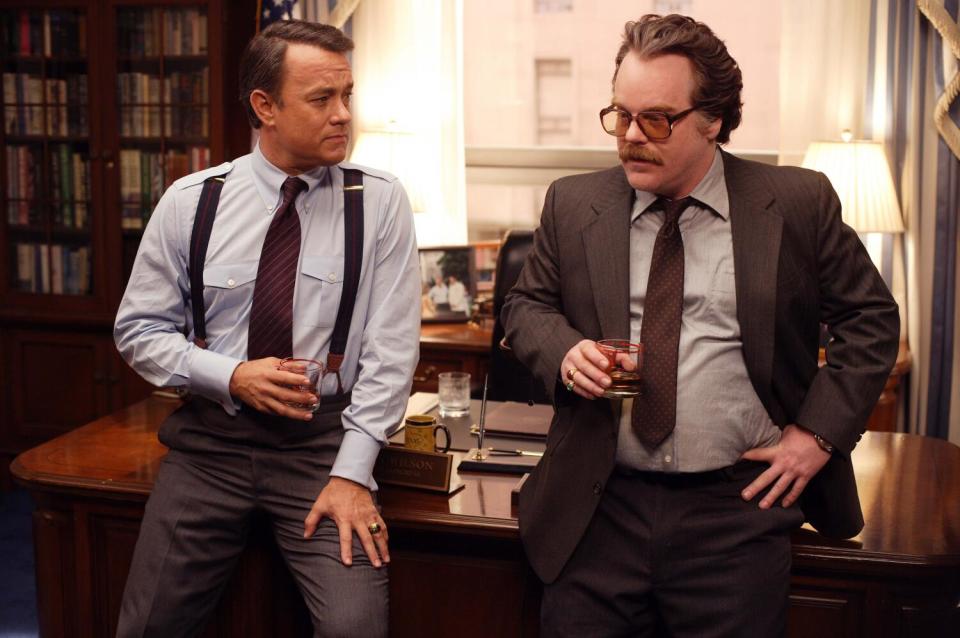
[631,147,729,222]
[251,143,329,213]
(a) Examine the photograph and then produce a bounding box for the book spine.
[78,246,89,294]
[39,243,50,293]
[16,243,30,290]
[43,10,50,57]
[51,244,63,294]
[60,143,71,227]
[18,146,28,224]
[50,145,61,226]
[5,147,13,222]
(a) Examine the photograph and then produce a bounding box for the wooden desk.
[12,397,959,637]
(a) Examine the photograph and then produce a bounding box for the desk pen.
[488,448,544,457]
[474,374,489,460]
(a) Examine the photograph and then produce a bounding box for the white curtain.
[779,0,914,429]
[781,0,960,443]
[350,0,467,246]
[778,1,874,166]
[778,0,907,330]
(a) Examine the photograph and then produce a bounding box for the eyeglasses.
[599,105,697,140]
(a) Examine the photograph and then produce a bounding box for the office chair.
[487,229,550,404]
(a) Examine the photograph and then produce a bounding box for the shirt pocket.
[301,255,344,328]
[202,260,259,311]
[705,259,739,333]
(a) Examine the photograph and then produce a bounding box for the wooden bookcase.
[0,0,255,486]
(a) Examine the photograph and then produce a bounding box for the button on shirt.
[616,149,781,472]
[115,144,422,489]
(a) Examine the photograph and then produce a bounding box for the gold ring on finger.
[368,522,382,535]
[566,367,579,381]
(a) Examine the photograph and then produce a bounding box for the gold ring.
[368,522,382,535]
[567,367,579,381]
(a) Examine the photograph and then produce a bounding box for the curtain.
[868,0,959,441]
[778,1,874,166]
[350,0,467,246]
[781,0,960,443]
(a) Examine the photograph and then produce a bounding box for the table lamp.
[802,131,904,345]
[801,130,905,236]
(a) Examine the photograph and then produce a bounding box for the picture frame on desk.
[418,245,476,323]
[473,240,500,294]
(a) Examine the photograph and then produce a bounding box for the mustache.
[619,143,663,165]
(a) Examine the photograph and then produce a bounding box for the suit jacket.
[501,150,900,584]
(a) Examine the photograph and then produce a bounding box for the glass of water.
[438,371,471,417]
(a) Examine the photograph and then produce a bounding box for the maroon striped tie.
[247,176,308,361]
[631,197,690,448]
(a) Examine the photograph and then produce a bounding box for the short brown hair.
[239,20,354,129]
[613,14,742,145]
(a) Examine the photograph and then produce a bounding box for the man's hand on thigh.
[304,477,389,568]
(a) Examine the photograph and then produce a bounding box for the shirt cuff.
[330,428,383,491]
[189,348,242,415]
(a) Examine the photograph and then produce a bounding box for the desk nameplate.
[373,444,464,495]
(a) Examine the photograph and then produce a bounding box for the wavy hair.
[613,14,743,145]
[239,20,354,129]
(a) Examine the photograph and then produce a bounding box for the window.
[535,0,573,14]
[463,0,782,240]
[535,59,573,144]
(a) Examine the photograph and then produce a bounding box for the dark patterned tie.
[247,176,308,360]
[631,196,691,448]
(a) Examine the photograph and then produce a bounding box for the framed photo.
[473,240,499,294]
[418,246,476,323]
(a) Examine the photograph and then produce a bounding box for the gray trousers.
[116,398,388,638]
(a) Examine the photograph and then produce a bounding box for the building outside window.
[463,0,782,240]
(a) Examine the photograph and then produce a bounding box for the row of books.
[120,147,211,229]
[3,73,89,136]
[119,106,209,139]
[4,144,36,224]
[118,8,208,57]
[5,144,90,229]
[0,10,87,58]
[118,70,209,106]
[13,242,90,295]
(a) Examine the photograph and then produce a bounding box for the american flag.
[258,0,299,31]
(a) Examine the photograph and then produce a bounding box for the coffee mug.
[404,415,451,453]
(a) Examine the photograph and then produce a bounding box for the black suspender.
[326,168,365,395]
[188,169,365,397]
[188,176,225,349]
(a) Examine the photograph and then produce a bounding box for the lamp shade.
[801,139,904,233]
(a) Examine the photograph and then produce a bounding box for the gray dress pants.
[116,397,388,638]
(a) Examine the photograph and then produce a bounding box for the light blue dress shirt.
[115,144,421,490]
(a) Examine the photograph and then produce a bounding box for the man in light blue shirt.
[113,21,419,637]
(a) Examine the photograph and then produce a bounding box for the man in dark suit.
[501,14,900,638]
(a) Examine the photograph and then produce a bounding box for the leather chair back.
[488,230,550,404]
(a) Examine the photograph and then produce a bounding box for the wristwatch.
[813,433,835,454]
